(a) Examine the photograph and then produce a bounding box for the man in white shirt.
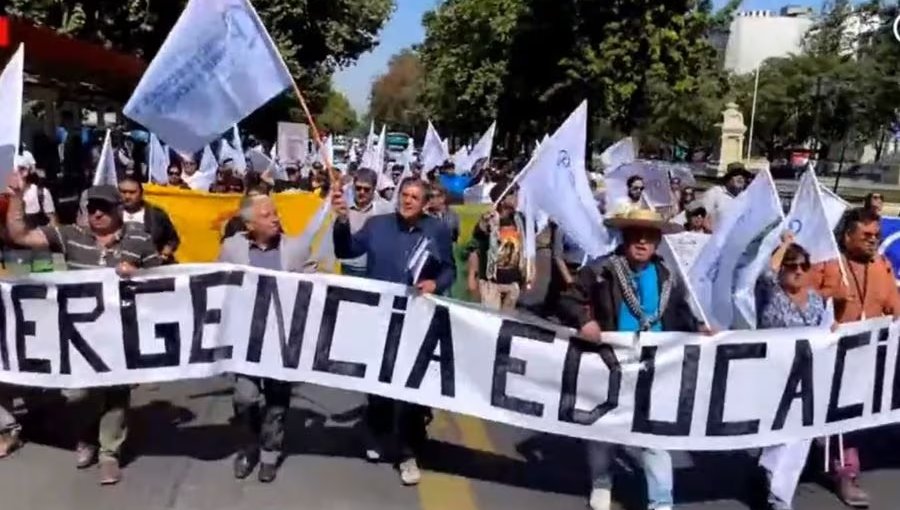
[700,162,751,231]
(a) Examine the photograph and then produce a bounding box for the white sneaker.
[399,458,421,486]
[365,448,382,462]
[588,488,611,510]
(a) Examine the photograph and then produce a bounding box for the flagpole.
[245,1,338,184]
[747,64,760,159]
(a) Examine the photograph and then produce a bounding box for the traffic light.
[0,17,8,48]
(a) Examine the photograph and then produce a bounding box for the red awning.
[0,17,146,99]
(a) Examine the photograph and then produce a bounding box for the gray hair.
[238,195,270,223]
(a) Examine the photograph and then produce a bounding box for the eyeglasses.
[86,201,115,214]
[782,262,810,273]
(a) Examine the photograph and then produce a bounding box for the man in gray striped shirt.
[4,180,161,486]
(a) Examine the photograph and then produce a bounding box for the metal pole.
[833,133,849,193]
[747,64,760,158]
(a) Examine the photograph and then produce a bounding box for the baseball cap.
[85,185,122,205]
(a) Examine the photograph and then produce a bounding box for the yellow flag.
[144,185,325,263]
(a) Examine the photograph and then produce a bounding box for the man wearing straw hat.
[558,207,706,510]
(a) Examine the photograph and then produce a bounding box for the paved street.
[1,379,899,510]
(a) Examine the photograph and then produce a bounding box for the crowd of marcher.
[0,137,897,510]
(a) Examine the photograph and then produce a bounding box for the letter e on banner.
[491,320,555,417]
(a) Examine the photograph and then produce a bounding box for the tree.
[369,49,427,136]
[419,0,741,153]
[4,0,395,113]
[318,90,358,134]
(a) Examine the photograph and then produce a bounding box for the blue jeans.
[586,441,673,509]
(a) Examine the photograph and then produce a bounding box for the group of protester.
[0,143,896,510]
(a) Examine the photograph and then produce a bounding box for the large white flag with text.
[124,0,293,154]
[0,44,24,184]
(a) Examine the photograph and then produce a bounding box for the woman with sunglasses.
[756,231,830,510]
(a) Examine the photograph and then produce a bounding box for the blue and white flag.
[880,218,900,286]
[147,132,170,184]
[124,0,293,154]
[0,44,23,185]
[92,130,118,186]
[518,101,614,259]
[689,169,783,330]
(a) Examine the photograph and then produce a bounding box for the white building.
[724,7,815,74]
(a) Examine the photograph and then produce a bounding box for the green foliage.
[418,0,739,152]
[318,90,358,135]
[369,49,428,136]
[4,0,394,119]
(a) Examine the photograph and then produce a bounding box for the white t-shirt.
[23,184,55,215]
[123,207,147,224]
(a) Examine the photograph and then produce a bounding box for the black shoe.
[258,462,278,483]
[233,451,259,480]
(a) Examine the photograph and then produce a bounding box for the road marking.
[417,411,494,510]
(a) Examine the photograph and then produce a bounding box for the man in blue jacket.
[332,177,455,486]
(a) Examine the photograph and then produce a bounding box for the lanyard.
[845,256,870,320]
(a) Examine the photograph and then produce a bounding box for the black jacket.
[140,204,180,255]
[557,255,700,333]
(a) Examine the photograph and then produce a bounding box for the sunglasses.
[168,171,180,177]
[782,262,811,273]
[86,201,115,214]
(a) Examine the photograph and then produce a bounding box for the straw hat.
[604,207,684,235]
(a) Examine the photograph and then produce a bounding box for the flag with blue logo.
[124,0,293,154]
[880,217,900,285]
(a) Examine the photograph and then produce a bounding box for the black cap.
[85,185,122,205]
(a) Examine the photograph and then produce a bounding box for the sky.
[333,0,826,115]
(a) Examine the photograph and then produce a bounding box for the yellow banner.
[144,185,325,263]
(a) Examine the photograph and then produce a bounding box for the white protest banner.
[519,101,615,259]
[0,44,23,185]
[662,232,711,272]
[124,0,293,154]
[690,169,783,330]
[3,265,900,451]
[277,122,309,165]
[92,130,118,186]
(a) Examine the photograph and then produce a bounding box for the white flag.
[729,169,843,329]
[604,161,673,209]
[148,133,170,184]
[0,44,24,184]
[600,137,636,172]
[820,185,850,231]
[218,134,246,176]
[92,130,118,186]
[374,125,387,174]
[451,146,469,171]
[183,145,217,191]
[689,169,784,330]
[360,125,384,171]
[364,121,375,155]
[229,125,247,174]
[123,0,293,154]
[518,101,614,258]
[422,121,448,172]
[786,170,842,264]
[459,121,496,174]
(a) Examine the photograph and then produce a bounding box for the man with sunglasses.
[339,167,392,277]
[4,177,161,485]
[811,207,900,507]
